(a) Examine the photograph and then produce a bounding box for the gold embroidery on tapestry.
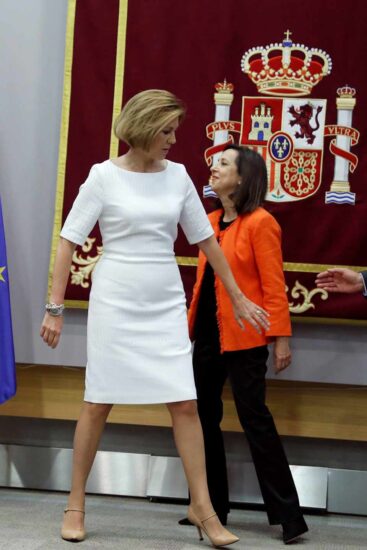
[70,238,103,288]
[287,280,328,313]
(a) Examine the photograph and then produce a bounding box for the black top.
[194,216,234,343]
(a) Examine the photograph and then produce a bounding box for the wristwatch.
[45,303,65,316]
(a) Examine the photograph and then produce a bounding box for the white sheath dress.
[60,160,214,404]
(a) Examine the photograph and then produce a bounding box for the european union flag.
[0,198,16,403]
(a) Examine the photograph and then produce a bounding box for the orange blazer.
[188,207,291,352]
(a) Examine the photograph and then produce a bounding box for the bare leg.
[167,400,237,541]
[62,402,112,533]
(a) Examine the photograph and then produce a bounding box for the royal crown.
[337,85,356,98]
[241,31,332,97]
[215,80,234,94]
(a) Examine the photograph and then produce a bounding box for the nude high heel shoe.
[187,506,239,548]
[61,509,86,542]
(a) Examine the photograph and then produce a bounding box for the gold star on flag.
[0,266,6,282]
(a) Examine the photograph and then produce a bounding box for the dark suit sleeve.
[361,271,367,297]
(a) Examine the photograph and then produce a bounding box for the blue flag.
[0,198,16,403]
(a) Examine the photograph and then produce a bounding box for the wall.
[0,0,366,383]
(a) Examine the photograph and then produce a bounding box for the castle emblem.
[204,31,359,205]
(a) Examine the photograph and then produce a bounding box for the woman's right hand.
[232,292,270,333]
[40,313,64,349]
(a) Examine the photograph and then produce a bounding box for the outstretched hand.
[315,268,363,294]
[232,293,270,333]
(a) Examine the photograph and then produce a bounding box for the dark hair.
[223,144,268,214]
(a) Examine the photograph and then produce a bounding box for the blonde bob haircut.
[114,89,186,151]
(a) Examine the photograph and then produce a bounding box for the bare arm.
[40,237,76,348]
[197,235,269,333]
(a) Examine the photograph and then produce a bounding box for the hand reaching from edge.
[315,268,364,294]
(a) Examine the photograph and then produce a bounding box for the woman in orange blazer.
[185,145,308,544]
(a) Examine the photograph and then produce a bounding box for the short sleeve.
[179,172,214,244]
[60,165,103,246]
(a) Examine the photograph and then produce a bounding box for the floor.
[0,489,366,549]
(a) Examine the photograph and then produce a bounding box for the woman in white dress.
[41,90,269,546]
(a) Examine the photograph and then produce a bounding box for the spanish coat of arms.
[204,31,360,206]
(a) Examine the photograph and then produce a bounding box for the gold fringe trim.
[291,316,367,326]
[109,0,129,158]
[176,259,367,272]
[283,262,367,273]
[47,0,77,298]
[176,256,198,266]
[65,299,89,309]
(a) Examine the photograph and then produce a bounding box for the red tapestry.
[52,0,367,322]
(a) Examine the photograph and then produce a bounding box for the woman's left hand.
[232,293,270,333]
[273,336,291,374]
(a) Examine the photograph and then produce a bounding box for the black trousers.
[193,337,303,525]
